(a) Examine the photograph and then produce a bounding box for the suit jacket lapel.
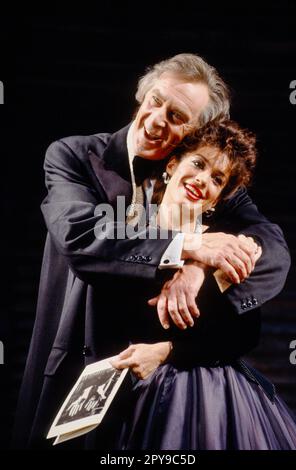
[88,125,133,206]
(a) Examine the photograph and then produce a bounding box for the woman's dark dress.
[103,274,296,450]
[115,363,296,450]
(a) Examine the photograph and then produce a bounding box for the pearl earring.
[162,171,170,185]
[204,207,216,218]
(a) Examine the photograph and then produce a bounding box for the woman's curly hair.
[152,119,257,206]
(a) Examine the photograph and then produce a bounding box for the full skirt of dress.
[116,364,296,450]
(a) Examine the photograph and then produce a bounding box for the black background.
[1,1,296,453]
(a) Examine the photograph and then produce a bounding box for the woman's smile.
[162,146,230,213]
[183,182,204,202]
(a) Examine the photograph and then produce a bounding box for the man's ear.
[166,156,178,176]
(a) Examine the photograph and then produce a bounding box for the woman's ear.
[166,157,178,177]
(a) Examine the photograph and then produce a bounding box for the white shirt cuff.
[159,233,185,270]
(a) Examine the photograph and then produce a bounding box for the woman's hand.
[110,342,172,380]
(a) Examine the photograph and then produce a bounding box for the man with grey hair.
[135,53,230,128]
[13,53,290,448]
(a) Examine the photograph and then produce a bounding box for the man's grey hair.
[135,53,230,127]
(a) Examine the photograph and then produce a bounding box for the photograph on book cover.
[47,357,128,442]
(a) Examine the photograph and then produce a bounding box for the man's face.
[133,73,209,160]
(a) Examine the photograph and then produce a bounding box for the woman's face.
[163,146,230,211]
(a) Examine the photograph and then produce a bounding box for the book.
[213,268,232,293]
[46,356,128,445]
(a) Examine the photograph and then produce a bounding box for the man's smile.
[144,125,164,142]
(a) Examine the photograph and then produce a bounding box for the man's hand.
[148,263,206,330]
[183,232,259,284]
[110,342,172,380]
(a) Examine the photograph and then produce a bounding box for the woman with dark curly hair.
[152,119,257,207]
[110,120,296,450]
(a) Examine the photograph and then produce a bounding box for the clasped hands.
[112,232,262,380]
[148,232,262,330]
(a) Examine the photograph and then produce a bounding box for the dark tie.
[132,156,165,185]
